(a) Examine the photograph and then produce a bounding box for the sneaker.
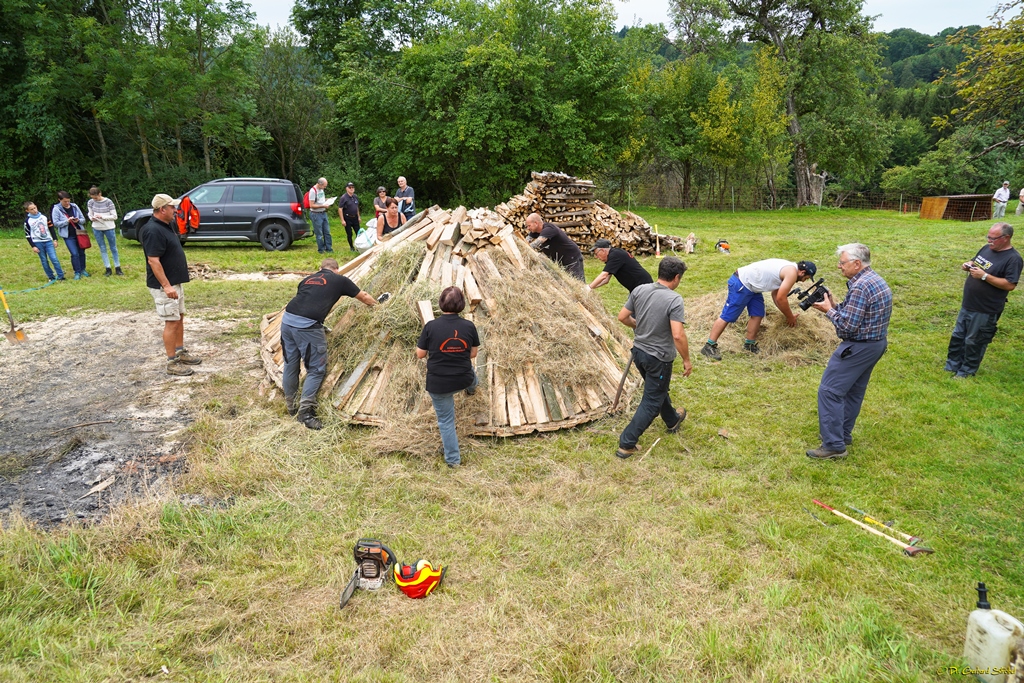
[82,270,91,277]
[743,340,760,354]
[115,267,124,276]
[615,447,638,459]
[56,276,66,281]
[48,278,56,284]
[805,446,847,460]
[73,273,82,280]
[300,414,323,430]
[175,349,202,365]
[166,358,194,376]
[447,462,461,469]
[104,268,112,276]
[700,342,722,361]
[667,408,687,434]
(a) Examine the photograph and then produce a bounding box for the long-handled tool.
[611,349,634,411]
[0,288,27,344]
[812,500,934,557]
[845,504,923,546]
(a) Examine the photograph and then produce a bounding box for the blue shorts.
[719,274,766,323]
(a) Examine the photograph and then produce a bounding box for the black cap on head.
[346,182,355,187]
[592,239,612,252]
[798,260,817,277]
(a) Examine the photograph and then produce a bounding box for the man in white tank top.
[700,258,816,360]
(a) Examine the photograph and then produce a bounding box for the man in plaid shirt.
[807,243,892,459]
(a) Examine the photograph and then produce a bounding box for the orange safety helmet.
[394,560,446,599]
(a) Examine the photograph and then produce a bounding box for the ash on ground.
[0,312,261,528]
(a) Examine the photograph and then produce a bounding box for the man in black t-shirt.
[587,239,653,294]
[945,223,1022,378]
[140,193,199,377]
[525,212,585,281]
[336,182,360,252]
[281,258,379,429]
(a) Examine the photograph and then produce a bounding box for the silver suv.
[120,178,311,251]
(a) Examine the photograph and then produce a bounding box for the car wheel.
[259,222,292,251]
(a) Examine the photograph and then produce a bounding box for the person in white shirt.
[993,181,1010,218]
[1016,185,1024,216]
[87,186,122,276]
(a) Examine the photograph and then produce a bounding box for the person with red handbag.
[51,191,90,280]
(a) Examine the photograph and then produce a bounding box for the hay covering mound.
[685,291,839,366]
[260,206,638,449]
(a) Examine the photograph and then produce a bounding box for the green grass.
[1,207,1023,681]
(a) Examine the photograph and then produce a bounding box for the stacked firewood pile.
[494,171,682,255]
[259,205,638,440]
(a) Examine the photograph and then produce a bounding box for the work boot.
[667,408,687,434]
[805,445,847,460]
[297,406,322,430]
[104,267,112,276]
[115,266,124,276]
[284,395,298,416]
[700,342,722,361]
[175,349,202,365]
[743,340,760,354]
[166,358,194,376]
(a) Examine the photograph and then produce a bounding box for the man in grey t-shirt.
[395,176,415,222]
[615,256,692,458]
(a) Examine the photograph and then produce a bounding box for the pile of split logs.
[494,171,683,255]
[260,205,638,437]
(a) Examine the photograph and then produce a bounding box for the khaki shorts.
[149,285,186,321]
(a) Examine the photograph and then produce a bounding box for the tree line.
[1,0,1020,225]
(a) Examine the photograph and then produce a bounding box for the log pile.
[494,171,682,255]
[260,205,638,439]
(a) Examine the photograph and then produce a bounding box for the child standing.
[24,201,65,282]
[87,186,122,276]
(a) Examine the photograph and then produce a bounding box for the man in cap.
[525,213,585,281]
[993,181,1010,218]
[700,258,817,360]
[587,239,653,294]
[139,194,201,376]
[337,182,361,252]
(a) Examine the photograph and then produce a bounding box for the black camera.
[790,278,829,311]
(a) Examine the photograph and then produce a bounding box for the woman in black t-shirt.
[415,287,480,468]
[376,197,407,241]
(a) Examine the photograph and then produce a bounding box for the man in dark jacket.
[281,258,379,429]
[587,239,653,293]
[337,182,361,252]
[525,212,584,281]
[140,194,200,376]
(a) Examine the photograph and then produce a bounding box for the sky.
[248,0,996,36]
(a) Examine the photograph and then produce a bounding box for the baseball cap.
[151,194,181,209]
[346,182,355,187]
[1003,181,1010,185]
[798,260,817,277]
[592,239,612,252]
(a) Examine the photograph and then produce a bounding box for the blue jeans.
[945,308,999,377]
[310,212,332,252]
[62,236,86,274]
[428,372,478,466]
[92,228,119,268]
[817,339,887,451]
[281,324,328,411]
[36,241,65,280]
[619,348,679,449]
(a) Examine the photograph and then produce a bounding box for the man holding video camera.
[807,244,892,460]
[944,223,1021,378]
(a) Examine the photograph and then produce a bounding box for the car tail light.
[290,202,302,216]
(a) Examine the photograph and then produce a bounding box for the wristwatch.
[982,272,988,282]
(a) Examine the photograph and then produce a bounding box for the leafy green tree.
[880,127,984,195]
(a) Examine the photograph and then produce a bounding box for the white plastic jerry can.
[964,583,1024,683]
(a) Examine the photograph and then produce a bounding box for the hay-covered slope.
[260,206,638,439]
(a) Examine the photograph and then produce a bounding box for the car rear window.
[189,186,228,204]
[269,186,291,203]
[231,186,265,203]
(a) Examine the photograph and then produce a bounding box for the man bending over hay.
[281,258,379,429]
[525,212,585,281]
[700,258,816,360]
[615,257,692,459]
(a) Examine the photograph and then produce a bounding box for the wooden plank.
[523,363,550,423]
[454,263,466,292]
[584,386,604,412]
[473,251,503,282]
[513,371,537,423]
[333,356,374,410]
[463,270,483,305]
[337,247,378,276]
[440,220,461,246]
[320,360,347,397]
[539,378,563,422]
[552,383,573,418]
[505,371,524,427]
[450,206,468,224]
[429,244,452,282]
[343,367,380,420]
[425,220,448,249]
[416,248,436,283]
[360,363,391,417]
[441,261,453,289]
[417,300,434,325]
[490,361,507,426]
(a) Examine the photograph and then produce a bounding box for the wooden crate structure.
[260,205,639,437]
[920,195,993,222]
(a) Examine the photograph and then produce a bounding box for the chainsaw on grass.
[339,538,397,609]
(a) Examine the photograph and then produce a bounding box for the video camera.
[790,278,830,311]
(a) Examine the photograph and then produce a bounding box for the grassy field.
[1,208,1022,681]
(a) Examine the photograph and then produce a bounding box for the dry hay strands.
[685,291,838,365]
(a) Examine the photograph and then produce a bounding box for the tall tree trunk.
[203,136,211,175]
[354,135,360,172]
[93,110,109,173]
[278,139,287,179]
[136,115,153,179]
[682,160,692,208]
[175,125,184,167]
[787,94,812,207]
